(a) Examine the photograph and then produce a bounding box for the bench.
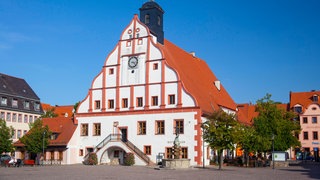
[23,159,35,166]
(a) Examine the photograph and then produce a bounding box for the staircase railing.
[121,139,150,165]
[96,134,121,149]
[86,133,151,165]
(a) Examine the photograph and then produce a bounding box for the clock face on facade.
[128,56,138,68]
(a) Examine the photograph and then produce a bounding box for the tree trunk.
[218,149,223,170]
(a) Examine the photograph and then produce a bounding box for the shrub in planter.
[86,152,98,165]
[124,153,135,166]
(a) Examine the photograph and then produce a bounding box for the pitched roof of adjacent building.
[14,117,76,147]
[290,90,320,112]
[0,73,39,100]
[162,39,237,114]
[42,117,77,146]
[237,103,257,126]
[41,103,74,118]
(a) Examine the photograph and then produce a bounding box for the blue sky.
[0,0,319,106]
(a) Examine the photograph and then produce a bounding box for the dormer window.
[34,102,40,111]
[51,133,58,140]
[12,99,18,108]
[1,97,7,106]
[294,106,302,114]
[145,14,150,24]
[24,101,30,109]
[312,95,318,102]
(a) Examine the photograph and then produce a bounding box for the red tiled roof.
[237,103,257,126]
[290,91,320,112]
[41,103,74,118]
[14,117,76,147]
[42,117,76,146]
[162,39,237,114]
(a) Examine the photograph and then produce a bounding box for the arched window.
[157,15,161,26]
[145,14,150,24]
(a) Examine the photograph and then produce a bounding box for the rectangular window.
[95,100,101,109]
[23,130,27,135]
[122,98,128,108]
[50,151,54,160]
[108,99,114,109]
[24,101,30,109]
[303,117,308,124]
[313,131,318,140]
[29,116,33,123]
[17,130,22,138]
[174,119,184,134]
[6,113,11,122]
[12,99,18,107]
[303,131,308,140]
[166,147,173,159]
[79,149,84,156]
[294,106,302,113]
[138,38,143,45]
[1,97,7,105]
[81,124,88,136]
[312,117,317,124]
[59,151,63,160]
[138,121,146,135]
[156,120,165,135]
[0,112,5,119]
[109,68,114,75]
[12,113,17,122]
[144,145,151,155]
[24,115,28,123]
[168,94,175,105]
[126,40,131,47]
[313,95,319,102]
[153,63,158,70]
[181,147,188,159]
[151,96,158,106]
[137,97,143,107]
[93,123,101,136]
[34,102,40,111]
[18,114,22,122]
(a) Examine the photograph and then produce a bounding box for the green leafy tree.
[20,118,51,156]
[236,124,257,166]
[253,94,301,155]
[41,107,58,118]
[202,110,240,170]
[0,119,14,153]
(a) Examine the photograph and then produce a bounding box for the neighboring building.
[74,1,237,166]
[0,73,43,142]
[290,90,320,159]
[14,117,78,165]
[42,103,74,118]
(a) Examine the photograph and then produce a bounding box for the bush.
[124,153,135,166]
[85,152,98,165]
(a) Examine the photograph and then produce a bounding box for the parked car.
[0,154,11,161]
[0,154,11,165]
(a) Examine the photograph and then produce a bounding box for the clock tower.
[139,0,164,44]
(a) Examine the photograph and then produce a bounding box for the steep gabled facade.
[74,2,236,166]
[0,73,43,142]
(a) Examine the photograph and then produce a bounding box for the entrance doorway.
[120,128,127,142]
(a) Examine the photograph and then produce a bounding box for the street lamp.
[272,133,275,169]
[42,131,46,164]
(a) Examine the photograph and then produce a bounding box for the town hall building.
[73,1,237,166]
